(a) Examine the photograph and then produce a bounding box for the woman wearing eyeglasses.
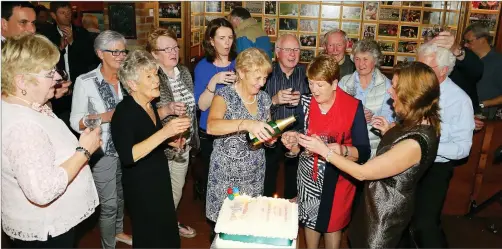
[69,30,133,247]
[2,34,102,248]
[146,28,198,239]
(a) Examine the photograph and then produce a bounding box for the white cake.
[212,195,298,248]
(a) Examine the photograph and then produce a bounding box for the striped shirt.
[265,62,310,121]
[166,67,196,137]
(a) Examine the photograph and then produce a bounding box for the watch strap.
[76,146,91,160]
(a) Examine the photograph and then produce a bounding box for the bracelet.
[206,86,215,94]
[343,145,349,157]
[325,149,334,164]
[76,146,91,160]
[237,120,245,133]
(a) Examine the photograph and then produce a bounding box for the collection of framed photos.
[157,2,185,63]
[189,1,501,66]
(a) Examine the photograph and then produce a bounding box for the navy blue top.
[194,58,236,130]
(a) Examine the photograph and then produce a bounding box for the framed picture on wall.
[398,41,418,53]
[400,25,419,38]
[364,2,378,20]
[279,18,298,31]
[300,35,316,47]
[321,5,340,19]
[246,2,263,14]
[422,11,442,25]
[206,1,222,13]
[382,54,395,67]
[265,1,277,15]
[279,3,299,16]
[224,1,242,13]
[342,6,362,19]
[160,21,182,38]
[81,11,104,31]
[108,3,136,39]
[342,21,361,35]
[300,19,318,33]
[363,24,376,39]
[300,49,315,62]
[378,40,396,52]
[396,55,416,65]
[401,9,421,23]
[471,1,500,10]
[379,8,400,21]
[378,23,398,36]
[159,2,182,18]
[300,4,320,18]
[469,13,498,31]
[321,20,340,33]
[264,17,277,36]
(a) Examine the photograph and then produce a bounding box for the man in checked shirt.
[263,34,310,199]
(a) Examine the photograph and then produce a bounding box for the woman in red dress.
[282,55,371,249]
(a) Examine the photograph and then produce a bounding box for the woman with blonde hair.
[206,47,275,240]
[298,61,441,248]
[281,54,370,249]
[1,34,102,248]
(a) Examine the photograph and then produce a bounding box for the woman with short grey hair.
[338,39,394,158]
[70,30,132,248]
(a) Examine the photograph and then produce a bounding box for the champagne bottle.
[247,115,297,146]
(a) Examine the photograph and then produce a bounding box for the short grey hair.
[463,22,491,42]
[351,39,382,67]
[275,33,300,50]
[94,30,126,54]
[322,29,348,47]
[418,42,456,75]
[118,50,158,94]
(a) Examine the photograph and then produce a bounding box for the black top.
[349,124,439,248]
[449,49,483,113]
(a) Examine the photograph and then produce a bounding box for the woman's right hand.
[79,127,102,154]
[371,116,391,135]
[281,131,298,150]
[163,117,191,138]
[246,120,275,142]
[211,71,236,86]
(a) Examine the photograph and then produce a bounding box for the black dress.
[348,125,439,248]
[111,96,180,248]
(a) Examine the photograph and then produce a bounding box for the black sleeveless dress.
[348,125,439,248]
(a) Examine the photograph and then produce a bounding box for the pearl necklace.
[234,84,256,105]
[7,94,55,118]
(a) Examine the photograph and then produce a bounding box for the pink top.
[1,101,99,241]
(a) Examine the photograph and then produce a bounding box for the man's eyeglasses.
[462,37,481,45]
[154,46,180,53]
[103,49,129,56]
[277,47,301,53]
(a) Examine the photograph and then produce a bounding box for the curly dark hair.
[202,18,237,63]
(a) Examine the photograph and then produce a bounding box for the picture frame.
[321,20,340,33]
[363,24,376,39]
[81,11,104,31]
[300,49,316,63]
[422,11,442,25]
[396,55,416,65]
[191,2,204,13]
[401,9,421,23]
[378,23,398,36]
[300,35,317,47]
[342,6,362,20]
[378,40,396,52]
[423,1,445,9]
[400,26,419,38]
[264,1,277,15]
[206,1,222,13]
[159,21,182,38]
[342,21,361,36]
[279,3,299,16]
[402,1,422,7]
[246,2,263,14]
[346,37,359,50]
[379,8,400,22]
[471,1,500,10]
[194,31,200,45]
[300,4,320,18]
[264,17,277,36]
[279,18,298,31]
[364,2,378,20]
[382,55,395,67]
[224,1,242,13]
[159,2,182,19]
[380,1,401,7]
[321,5,340,19]
[108,3,136,39]
[300,19,319,33]
[469,13,498,31]
[398,41,418,53]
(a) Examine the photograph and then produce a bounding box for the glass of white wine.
[83,112,102,130]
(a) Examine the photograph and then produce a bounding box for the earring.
[21,89,27,95]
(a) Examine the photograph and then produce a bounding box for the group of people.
[2,3,501,249]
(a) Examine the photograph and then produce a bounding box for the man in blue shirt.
[228,7,272,59]
[412,42,475,248]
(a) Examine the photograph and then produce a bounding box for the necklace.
[235,84,256,105]
[7,94,55,118]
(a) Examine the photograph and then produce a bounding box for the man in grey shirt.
[322,29,355,78]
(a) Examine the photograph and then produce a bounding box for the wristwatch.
[453,48,465,57]
[76,146,91,160]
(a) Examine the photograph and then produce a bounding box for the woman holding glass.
[281,55,370,249]
[146,28,198,238]
[111,50,191,248]
[70,30,132,247]
[298,62,441,248]
[206,48,275,240]
[338,39,394,158]
[2,34,101,248]
[193,18,237,200]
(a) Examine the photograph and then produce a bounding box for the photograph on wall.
[82,11,104,31]
[469,13,498,31]
[396,55,416,65]
[364,2,378,20]
[300,4,320,18]
[321,20,340,33]
[254,17,263,27]
[264,17,277,36]
[471,1,500,10]
[422,11,442,25]
[300,49,315,62]
[280,3,299,16]
[400,26,419,38]
[423,1,445,9]
[342,22,361,35]
[379,8,400,21]
[401,9,421,23]
[246,2,263,14]
[342,6,362,19]
[300,35,316,47]
[382,55,395,67]
[321,5,340,19]
[159,2,181,18]
[300,20,318,33]
[108,3,136,39]
[159,21,182,38]
[224,1,242,13]
[378,40,395,52]
[265,1,277,15]
[346,37,358,50]
[363,24,376,39]
[206,1,222,13]
[378,23,398,36]
[398,41,418,53]
[380,1,401,6]
[205,15,220,26]
[194,31,200,45]
[279,18,298,31]
[191,1,204,13]
[402,1,422,7]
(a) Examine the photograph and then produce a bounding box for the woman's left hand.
[168,137,186,148]
[298,134,329,157]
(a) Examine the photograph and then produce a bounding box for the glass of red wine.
[55,69,68,89]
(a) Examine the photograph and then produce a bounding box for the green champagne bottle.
[247,115,297,146]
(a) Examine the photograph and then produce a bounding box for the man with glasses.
[263,34,309,199]
[322,29,355,79]
[463,23,502,122]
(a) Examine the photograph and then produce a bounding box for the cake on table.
[212,188,299,248]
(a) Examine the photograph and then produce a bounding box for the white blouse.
[1,101,99,241]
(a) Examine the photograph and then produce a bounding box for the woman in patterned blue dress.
[205,48,275,236]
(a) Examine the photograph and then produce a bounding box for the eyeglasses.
[153,46,180,53]
[462,37,479,45]
[102,49,129,56]
[277,47,301,53]
[26,68,57,79]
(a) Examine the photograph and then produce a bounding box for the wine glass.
[175,104,192,156]
[287,88,298,108]
[300,128,314,157]
[55,69,68,89]
[285,132,299,158]
[83,112,102,130]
